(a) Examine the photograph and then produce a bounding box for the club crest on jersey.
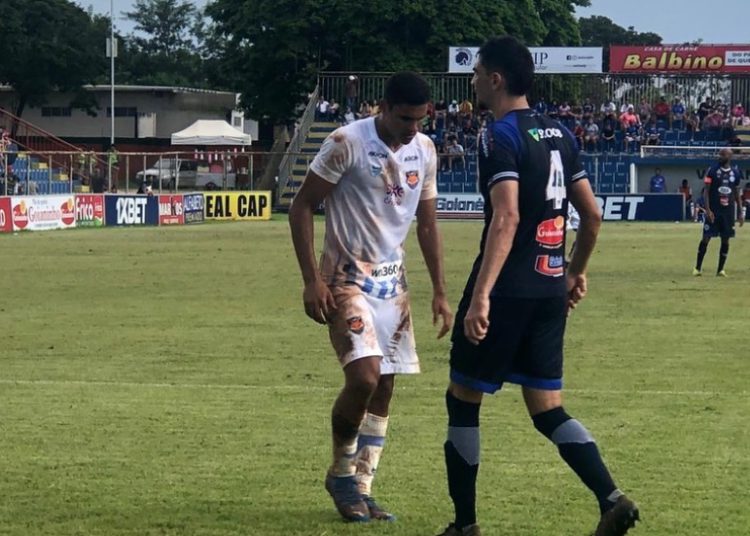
[384,184,405,206]
[536,216,565,248]
[370,164,382,177]
[527,127,563,142]
[405,170,420,189]
[535,255,565,277]
[347,316,365,334]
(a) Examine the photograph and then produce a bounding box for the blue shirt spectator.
[534,99,547,115]
[650,169,667,193]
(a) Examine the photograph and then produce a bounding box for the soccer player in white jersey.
[289,72,453,523]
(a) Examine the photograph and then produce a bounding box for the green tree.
[579,15,662,70]
[120,0,206,87]
[207,0,587,124]
[0,0,107,125]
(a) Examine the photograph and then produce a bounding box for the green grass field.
[1,219,749,535]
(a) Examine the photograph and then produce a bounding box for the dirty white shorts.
[327,285,419,374]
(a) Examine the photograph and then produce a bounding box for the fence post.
[125,155,130,192]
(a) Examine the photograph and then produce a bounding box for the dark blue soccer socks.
[718,239,729,273]
[532,406,621,514]
[696,240,708,271]
[444,390,481,529]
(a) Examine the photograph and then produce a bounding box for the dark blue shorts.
[449,295,566,394]
[703,213,735,239]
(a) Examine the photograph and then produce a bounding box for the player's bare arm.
[289,171,337,324]
[567,179,602,311]
[464,180,520,345]
[416,197,453,338]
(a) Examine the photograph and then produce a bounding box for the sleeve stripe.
[572,170,587,180]
[491,171,519,181]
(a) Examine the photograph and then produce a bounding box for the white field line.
[0,378,742,397]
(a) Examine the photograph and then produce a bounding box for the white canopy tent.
[170,119,251,145]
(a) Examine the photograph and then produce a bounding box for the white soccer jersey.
[309,117,437,298]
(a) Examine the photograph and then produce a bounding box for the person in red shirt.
[654,97,671,127]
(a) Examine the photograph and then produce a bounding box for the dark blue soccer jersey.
[705,163,743,216]
[467,109,587,298]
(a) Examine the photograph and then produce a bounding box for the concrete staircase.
[277,121,339,209]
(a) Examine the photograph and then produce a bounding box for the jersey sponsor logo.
[535,254,565,277]
[370,260,402,279]
[384,183,405,206]
[527,127,563,142]
[405,170,420,189]
[718,186,732,195]
[403,154,418,162]
[368,150,388,159]
[536,216,565,248]
[347,316,365,334]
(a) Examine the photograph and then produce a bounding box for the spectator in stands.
[459,98,473,118]
[731,103,745,126]
[638,98,652,123]
[581,98,594,122]
[344,75,359,111]
[672,97,686,129]
[343,106,356,125]
[601,116,617,152]
[534,97,547,115]
[316,96,330,121]
[572,120,585,149]
[643,119,660,146]
[703,109,725,140]
[698,97,713,123]
[443,134,464,171]
[620,105,640,130]
[547,99,559,120]
[558,101,574,129]
[583,117,599,152]
[685,110,700,135]
[447,99,459,128]
[715,98,729,117]
[679,179,693,218]
[358,100,371,119]
[619,100,633,115]
[654,97,670,126]
[649,168,667,193]
[624,122,641,153]
[369,99,380,117]
[329,99,341,121]
[435,99,447,120]
[601,98,616,117]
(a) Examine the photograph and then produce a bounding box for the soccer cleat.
[692,268,702,276]
[363,495,396,521]
[594,495,640,536]
[324,473,370,522]
[717,270,728,277]
[435,523,482,536]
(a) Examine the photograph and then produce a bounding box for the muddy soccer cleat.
[324,473,370,522]
[594,495,640,536]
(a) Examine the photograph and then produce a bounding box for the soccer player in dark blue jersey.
[435,36,639,536]
[693,148,745,277]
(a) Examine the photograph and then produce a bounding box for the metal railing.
[0,149,271,196]
[277,85,320,204]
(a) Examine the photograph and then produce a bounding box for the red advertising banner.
[0,197,11,233]
[610,45,750,73]
[158,194,185,225]
[75,194,105,227]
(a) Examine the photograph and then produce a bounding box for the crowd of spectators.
[317,83,750,163]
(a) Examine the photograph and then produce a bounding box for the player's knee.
[347,373,380,398]
[531,406,571,439]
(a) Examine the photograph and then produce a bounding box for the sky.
[77,0,748,44]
